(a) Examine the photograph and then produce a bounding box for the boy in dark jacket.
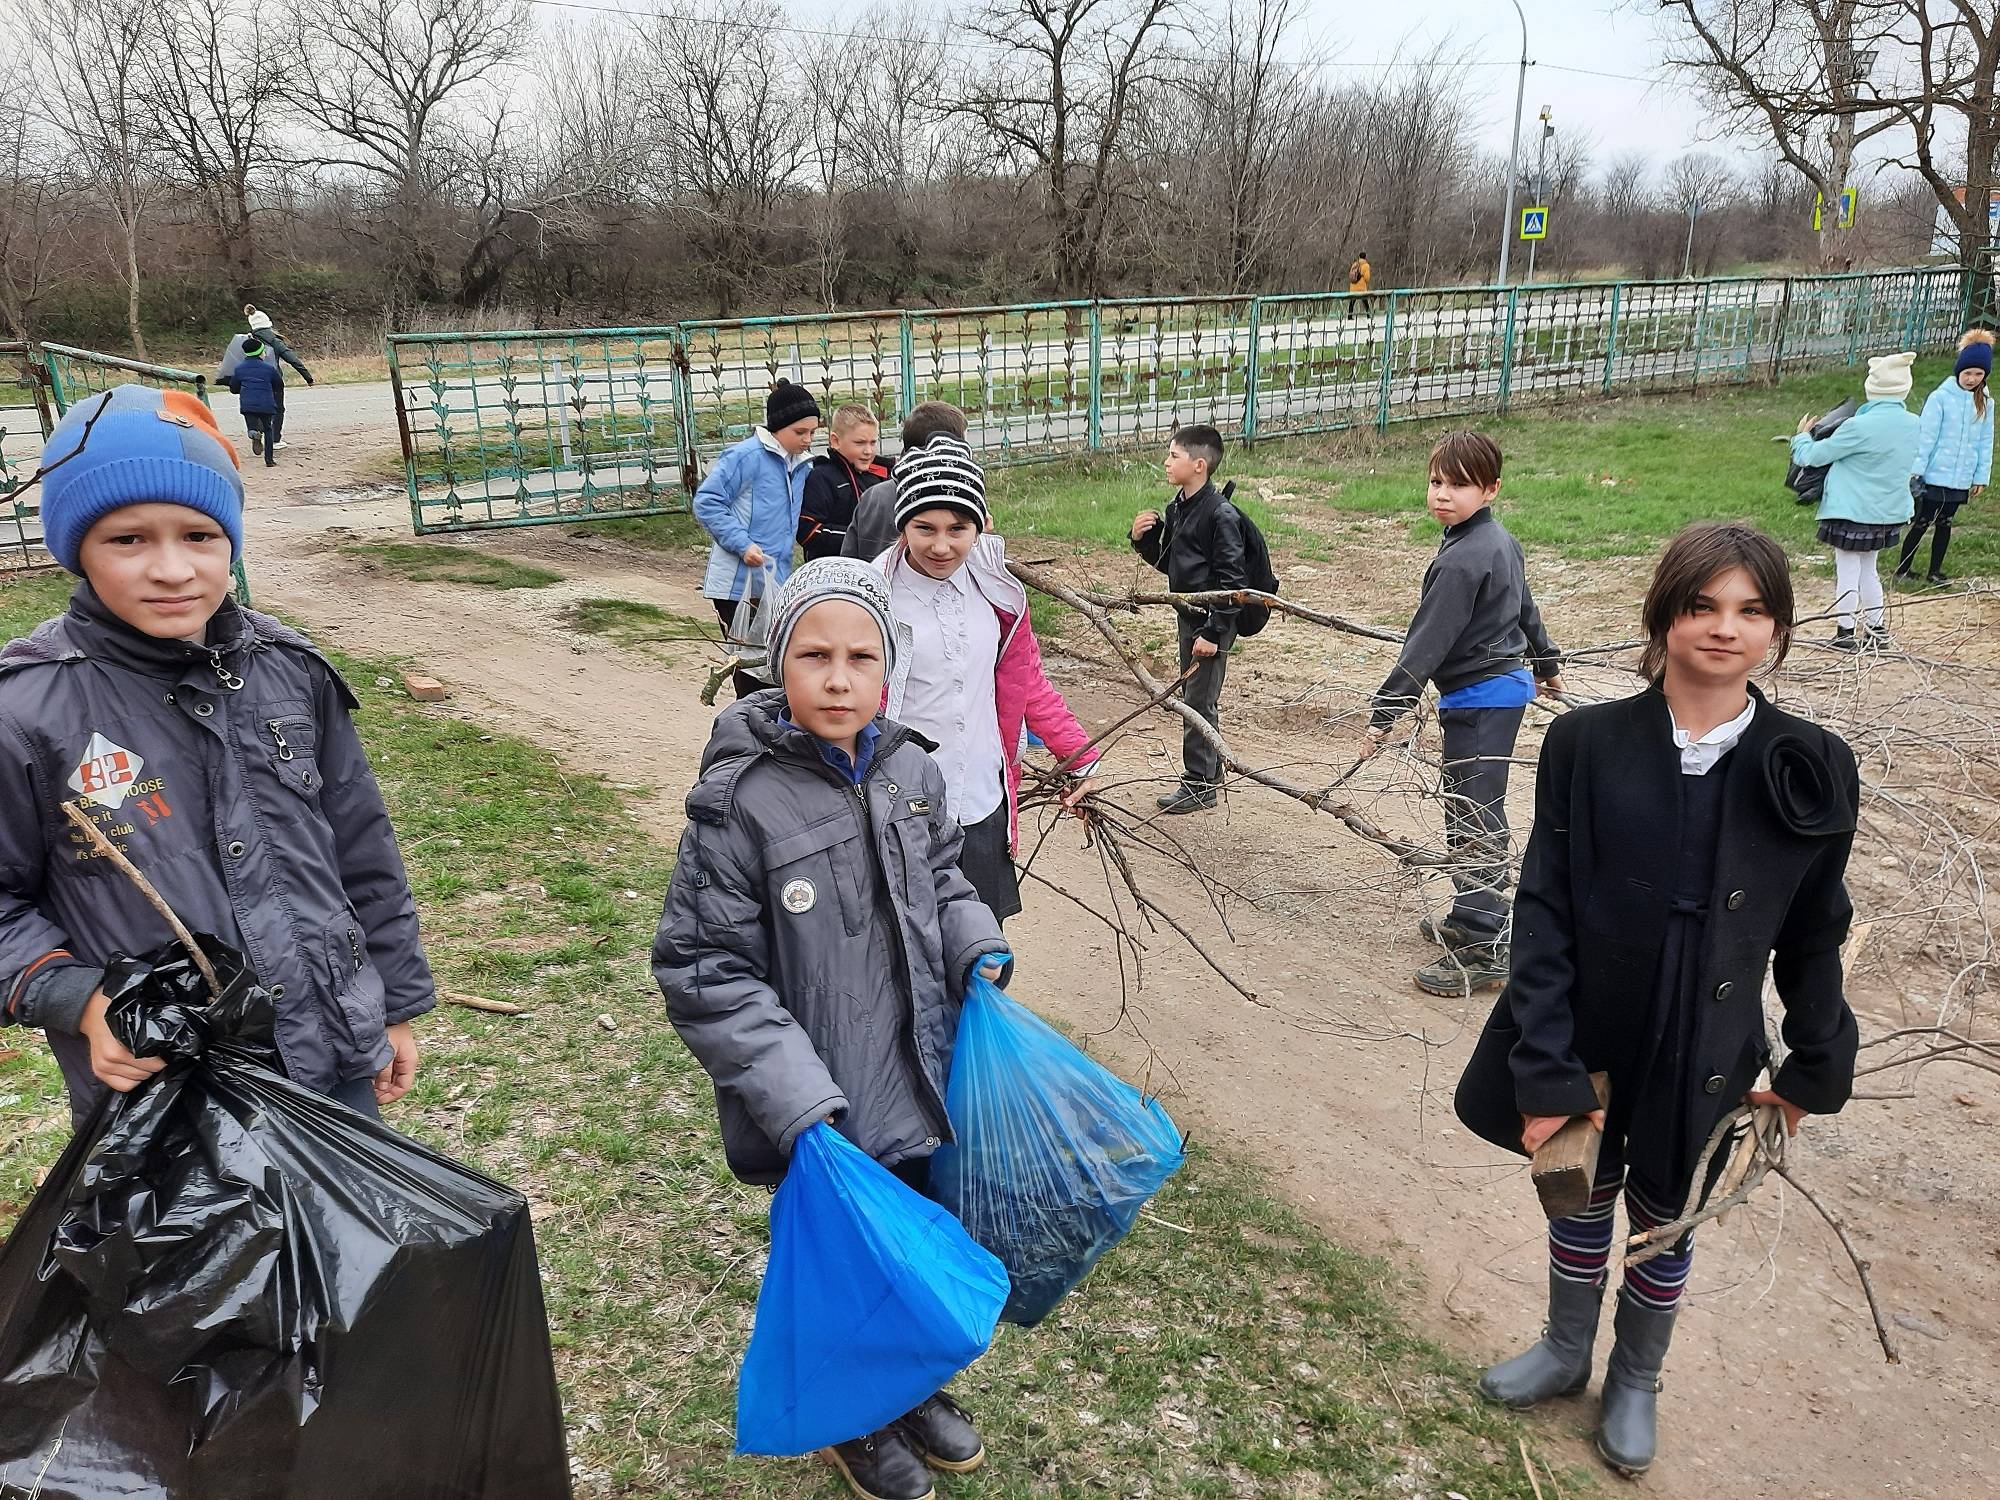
[0,384,434,1129]
[799,404,892,561]
[221,336,282,465]
[1363,431,1562,997]
[654,557,1008,1500]
[1129,423,1247,814]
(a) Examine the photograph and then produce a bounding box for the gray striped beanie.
[892,435,988,532]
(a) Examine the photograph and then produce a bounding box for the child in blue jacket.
[221,337,282,467]
[695,380,820,699]
[1897,330,1992,587]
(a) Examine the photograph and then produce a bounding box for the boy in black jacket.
[799,404,891,562]
[1363,431,1562,996]
[1130,424,1247,814]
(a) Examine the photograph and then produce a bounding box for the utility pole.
[1527,105,1552,283]
[1683,198,1699,278]
[1496,0,1529,286]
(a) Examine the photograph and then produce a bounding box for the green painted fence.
[387,265,1973,536]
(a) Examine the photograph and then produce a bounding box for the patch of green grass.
[343,541,563,589]
[588,510,708,553]
[1234,358,1976,568]
[0,594,1577,1496]
[564,597,712,659]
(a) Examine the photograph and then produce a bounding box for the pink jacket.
[877,536,1100,851]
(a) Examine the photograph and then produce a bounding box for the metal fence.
[388,265,1974,536]
[2,343,245,599]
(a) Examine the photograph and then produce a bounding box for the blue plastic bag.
[734,1123,1007,1457]
[929,977,1186,1328]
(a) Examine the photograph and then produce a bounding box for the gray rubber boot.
[1595,1292,1680,1476]
[1477,1270,1604,1408]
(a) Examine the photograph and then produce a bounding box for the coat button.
[226,840,246,858]
[193,702,214,718]
[1703,1074,1726,1095]
[1727,890,1746,910]
[1714,981,1734,1001]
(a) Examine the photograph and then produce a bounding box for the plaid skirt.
[1817,517,1903,552]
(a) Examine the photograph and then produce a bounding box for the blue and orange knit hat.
[36,384,245,574]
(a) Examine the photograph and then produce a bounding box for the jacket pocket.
[763,811,866,938]
[262,714,325,802]
[886,812,945,977]
[322,912,389,1065]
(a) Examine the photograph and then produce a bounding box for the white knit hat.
[1864,350,1916,402]
[892,435,988,531]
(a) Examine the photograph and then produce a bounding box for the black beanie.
[765,380,821,432]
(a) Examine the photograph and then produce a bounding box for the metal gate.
[1,343,56,570]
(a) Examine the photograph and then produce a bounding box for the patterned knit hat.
[892,435,988,532]
[767,556,899,688]
[765,380,821,432]
[37,384,245,574]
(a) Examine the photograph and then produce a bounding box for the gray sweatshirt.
[1370,506,1559,728]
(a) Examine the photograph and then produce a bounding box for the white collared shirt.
[890,558,1006,824]
[1671,697,1756,777]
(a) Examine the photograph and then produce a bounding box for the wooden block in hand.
[1531,1072,1611,1221]
[402,673,448,702]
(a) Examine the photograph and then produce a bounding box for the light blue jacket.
[1791,397,1921,526]
[695,431,812,600]
[1914,377,1993,490]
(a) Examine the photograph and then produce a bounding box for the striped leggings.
[1548,1144,1695,1311]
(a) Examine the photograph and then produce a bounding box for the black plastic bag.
[0,937,571,1499]
[1786,396,1858,505]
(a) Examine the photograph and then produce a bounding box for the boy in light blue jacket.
[695,380,820,699]
[1897,330,1993,587]
[1791,351,1921,650]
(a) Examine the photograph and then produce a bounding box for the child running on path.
[874,437,1099,923]
[654,558,1009,1500]
[0,385,433,1129]
[1897,330,1992,587]
[1453,522,1860,1479]
[1363,431,1562,997]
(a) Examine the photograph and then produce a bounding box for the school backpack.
[1785,396,1858,506]
[1219,480,1281,636]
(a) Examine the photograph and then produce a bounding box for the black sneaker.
[896,1391,986,1474]
[1414,943,1509,997]
[1158,784,1218,815]
[823,1428,935,1500]
[1866,625,1899,652]
[1926,572,1952,589]
[1828,627,1860,653]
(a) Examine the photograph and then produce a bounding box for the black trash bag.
[1786,395,1858,505]
[0,936,572,1500]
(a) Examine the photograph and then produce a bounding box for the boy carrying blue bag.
[654,558,1012,1500]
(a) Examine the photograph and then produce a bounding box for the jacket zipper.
[209,648,245,692]
[347,926,364,973]
[267,720,295,761]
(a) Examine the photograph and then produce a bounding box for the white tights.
[1832,548,1885,630]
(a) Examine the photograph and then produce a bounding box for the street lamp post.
[1682,198,1700,278]
[1496,0,1530,286]
[1527,105,1552,283]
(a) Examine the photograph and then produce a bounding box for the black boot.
[1929,517,1953,586]
[823,1428,935,1500]
[1158,782,1218,815]
[1595,1292,1680,1477]
[1829,626,1860,653]
[896,1390,985,1474]
[1478,1270,1605,1408]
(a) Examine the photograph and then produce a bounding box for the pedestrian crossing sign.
[1520,206,1548,241]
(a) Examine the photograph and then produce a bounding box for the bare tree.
[282,0,529,304]
[24,0,162,355]
[1654,0,1901,269]
[0,104,88,340]
[950,0,1178,296]
[138,0,281,298]
[1865,0,1999,269]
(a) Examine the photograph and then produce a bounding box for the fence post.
[898,314,915,423]
[40,349,69,415]
[1901,272,1924,350]
[1740,280,1758,381]
[1087,302,1103,451]
[1691,280,1712,389]
[1242,297,1262,445]
[1846,275,1869,365]
[1602,282,1622,395]
[670,329,699,492]
[1375,293,1398,432]
[1497,288,1519,415]
[1770,278,1793,380]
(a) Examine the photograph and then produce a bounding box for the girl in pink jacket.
[874,437,1099,923]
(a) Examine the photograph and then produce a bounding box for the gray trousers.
[1176,615,1231,788]
[1438,706,1526,944]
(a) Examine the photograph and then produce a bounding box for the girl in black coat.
[1453,522,1860,1477]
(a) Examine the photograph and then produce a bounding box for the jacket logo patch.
[67,733,145,810]
[908,797,932,814]
[781,878,817,914]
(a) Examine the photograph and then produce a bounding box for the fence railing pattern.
[386,266,1972,536]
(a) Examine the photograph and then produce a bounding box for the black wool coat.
[1454,686,1861,1199]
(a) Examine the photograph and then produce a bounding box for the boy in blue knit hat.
[0,384,436,1128]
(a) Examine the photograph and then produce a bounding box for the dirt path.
[242,430,1999,1499]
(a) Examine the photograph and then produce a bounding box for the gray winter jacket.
[0,586,435,1122]
[653,692,1007,1185]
